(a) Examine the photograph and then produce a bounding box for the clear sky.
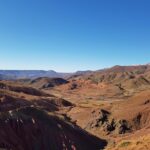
[0,0,150,72]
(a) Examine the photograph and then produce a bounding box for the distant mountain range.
[0,70,92,80]
[0,64,149,80]
[0,70,67,80]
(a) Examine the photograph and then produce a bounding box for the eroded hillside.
[0,65,150,150]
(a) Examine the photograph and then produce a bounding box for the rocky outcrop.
[87,109,132,135]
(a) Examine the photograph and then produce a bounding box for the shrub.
[119,141,131,147]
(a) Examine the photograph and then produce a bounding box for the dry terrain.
[0,65,150,149]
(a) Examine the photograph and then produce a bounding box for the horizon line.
[0,63,149,73]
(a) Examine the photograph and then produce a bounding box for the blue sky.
[0,0,150,72]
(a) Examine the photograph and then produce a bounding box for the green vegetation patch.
[119,141,131,147]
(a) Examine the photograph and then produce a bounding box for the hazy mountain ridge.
[0,70,70,79]
[1,64,149,80]
[0,70,92,80]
